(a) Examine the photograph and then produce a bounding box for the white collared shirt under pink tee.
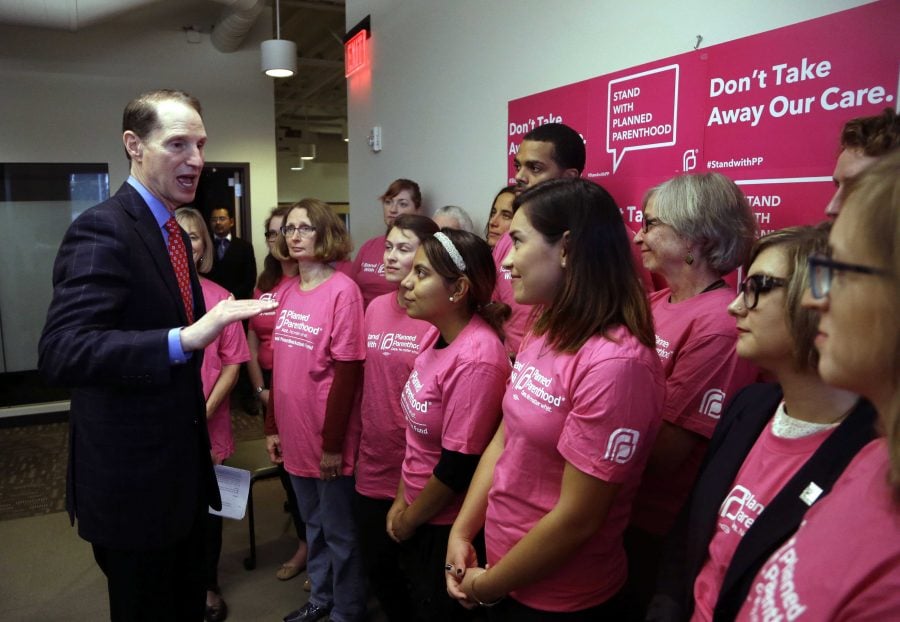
[736,439,900,621]
[485,327,665,612]
[399,314,509,525]
[200,277,250,462]
[271,271,365,478]
[690,415,836,621]
[356,292,438,500]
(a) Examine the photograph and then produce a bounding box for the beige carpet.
[0,478,318,622]
[0,412,388,621]
[0,410,266,521]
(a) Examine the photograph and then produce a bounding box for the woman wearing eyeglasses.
[245,205,311,583]
[647,224,877,622]
[625,174,759,612]
[386,229,510,622]
[734,151,900,621]
[264,198,368,622]
[446,179,664,620]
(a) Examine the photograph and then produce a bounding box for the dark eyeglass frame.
[280,224,317,238]
[807,253,890,299]
[641,217,663,234]
[264,229,278,240]
[739,274,787,310]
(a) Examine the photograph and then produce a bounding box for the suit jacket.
[648,382,877,622]
[38,182,221,551]
[207,234,256,299]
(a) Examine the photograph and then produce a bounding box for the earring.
[449,296,455,302]
[684,252,694,265]
[561,259,566,268]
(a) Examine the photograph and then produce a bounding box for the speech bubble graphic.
[606,64,680,173]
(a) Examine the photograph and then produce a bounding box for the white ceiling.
[0,0,348,144]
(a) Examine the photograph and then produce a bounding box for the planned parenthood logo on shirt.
[719,484,765,535]
[361,261,385,276]
[699,388,726,418]
[400,370,429,435]
[367,331,423,355]
[747,533,808,621]
[510,362,565,413]
[274,309,322,350]
[604,428,640,464]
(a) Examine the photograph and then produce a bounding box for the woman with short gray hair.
[623,173,759,615]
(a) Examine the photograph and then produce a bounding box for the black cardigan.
[647,382,877,622]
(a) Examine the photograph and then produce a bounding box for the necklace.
[700,278,727,294]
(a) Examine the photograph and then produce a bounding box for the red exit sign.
[344,30,368,77]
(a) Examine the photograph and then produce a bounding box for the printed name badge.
[799,481,823,507]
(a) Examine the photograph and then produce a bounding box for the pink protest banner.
[507,0,899,234]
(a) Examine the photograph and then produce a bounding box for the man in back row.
[493,122,585,356]
[207,205,257,300]
[39,89,276,622]
[825,107,899,217]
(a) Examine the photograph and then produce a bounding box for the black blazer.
[39,182,221,551]
[648,382,876,622]
[207,235,257,299]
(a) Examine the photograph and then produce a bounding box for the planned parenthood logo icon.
[699,388,726,419]
[604,428,640,464]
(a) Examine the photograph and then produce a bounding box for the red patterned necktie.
[164,216,194,324]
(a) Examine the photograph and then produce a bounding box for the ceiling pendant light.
[261,0,296,78]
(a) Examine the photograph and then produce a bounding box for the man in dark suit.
[207,206,257,300]
[38,89,276,622]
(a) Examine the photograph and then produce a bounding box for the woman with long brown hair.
[446,179,665,620]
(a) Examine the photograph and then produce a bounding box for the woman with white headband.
[387,228,510,621]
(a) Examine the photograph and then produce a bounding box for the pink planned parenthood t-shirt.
[736,439,900,622]
[271,271,365,477]
[200,278,250,462]
[492,232,532,357]
[352,235,396,308]
[631,287,758,535]
[356,292,438,500]
[399,314,509,525]
[486,327,665,612]
[248,274,296,371]
[691,413,836,622]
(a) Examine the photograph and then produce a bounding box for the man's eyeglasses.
[739,274,787,310]
[641,217,663,234]
[280,224,316,238]
[807,253,889,299]
[264,229,278,241]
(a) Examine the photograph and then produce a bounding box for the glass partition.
[0,163,109,408]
